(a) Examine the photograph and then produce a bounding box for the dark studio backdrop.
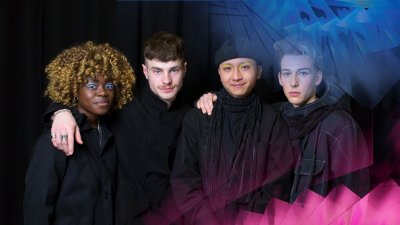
[1,1,400,225]
[0,1,218,224]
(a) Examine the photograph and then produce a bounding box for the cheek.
[77,89,89,100]
[108,91,115,99]
[302,81,315,96]
[173,74,184,85]
[219,73,229,82]
[147,76,159,87]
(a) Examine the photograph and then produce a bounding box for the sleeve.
[264,111,296,200]
[42,101,71,125]
[23,130,67,225]
[328,113,372,196]
[170,111,220,225]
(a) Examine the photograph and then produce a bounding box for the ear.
[182,61,187,78]
[256,65,263,79]
[278,72,283,86]
[142,64,148,79]
[217,66,222,78]
[314,71,322,86]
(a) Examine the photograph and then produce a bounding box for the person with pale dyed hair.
[273,37,371,202]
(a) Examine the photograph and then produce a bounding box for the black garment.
[111,84,190,225]
[171,89,295,225]
[24,109,116,225]
[43,84,190,225]
[279,82,372,202]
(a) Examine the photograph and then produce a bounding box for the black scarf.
[281,81,348,140]
[283,105,340,139]
[202,88,262,209]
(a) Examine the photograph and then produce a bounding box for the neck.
[163,98,175,109]
[87,116,98,128]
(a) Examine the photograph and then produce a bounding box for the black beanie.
[214,37,262,66]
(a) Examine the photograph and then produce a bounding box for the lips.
[231,83,245,88]
[159,86,175,92]
[95,100,110,106]
[289,92,300,97]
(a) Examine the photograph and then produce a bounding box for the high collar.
[217,88,257,113]
[71,108,109,132]
[281,81,346,118]
[138,82,182,113]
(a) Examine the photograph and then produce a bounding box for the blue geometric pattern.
[210,0,400,108]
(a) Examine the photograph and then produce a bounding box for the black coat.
[110,84,190,225]
[280,82,372,202]
[24,110,116,225]
[43,84,190,225]
[171,92,295,225]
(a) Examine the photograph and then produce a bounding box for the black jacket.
[25,109,116,225]
[280,82,372,202]
[43,84,190,225]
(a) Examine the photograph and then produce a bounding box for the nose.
[162,72,172,85]
[96,84,108,96]
[290,74,299,88]
[232,68,243,81]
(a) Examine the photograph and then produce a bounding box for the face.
[142,58,186,106]
[278,54,322,108]
[218,58,262,98]
[77,75,115,123]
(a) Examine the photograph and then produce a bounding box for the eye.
[152,69,161,74]
[240,64,251,70]
[85,82,98,90]
[104,82,115,90]
[171,68,179,74]
[298,70,311,77]
[281,71,291,78]
[222,66,232,72]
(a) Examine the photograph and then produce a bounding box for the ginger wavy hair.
[44,41,135,109]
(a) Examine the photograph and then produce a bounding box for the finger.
[75,126,83,145]
[196,99,206,113]
[66,129,74,156]
[59,130,69,155]
[55,130,63,149]
[206,93,214,115]
[201,101,207,114]
[212,94,218,102]
[197,94,207,114]
[51,131,57,147]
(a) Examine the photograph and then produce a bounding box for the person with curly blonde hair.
[24,41,135,225]
[45,41,135,110]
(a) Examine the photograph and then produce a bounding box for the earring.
[73,96,78,103]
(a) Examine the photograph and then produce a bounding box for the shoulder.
[324,109,358,127]
[321,109,362,136]
[182,107,207,123]
[261,102,282,119]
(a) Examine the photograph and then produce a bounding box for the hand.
[196,92,217,116]
[51,110,82,155]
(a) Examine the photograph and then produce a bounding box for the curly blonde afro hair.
[44,41,135,109]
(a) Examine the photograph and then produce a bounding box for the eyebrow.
[150,66,162,70]
[168,66,180,71]
[150,65,181,71]
[297,67,312,71]
[281,67,312,71]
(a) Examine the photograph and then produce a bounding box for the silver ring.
[51,133,56,139]
[60,134,68,142]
